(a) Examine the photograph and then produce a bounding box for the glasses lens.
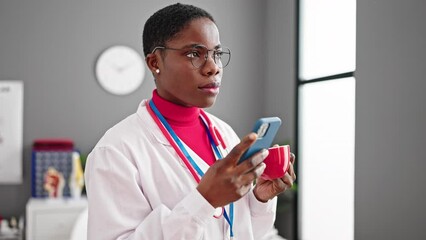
[217,48,231,69]
[190,47,231,69]
[190,48,206,68]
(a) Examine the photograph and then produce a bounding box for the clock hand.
[105,59,121,70]
[117,62,135,72]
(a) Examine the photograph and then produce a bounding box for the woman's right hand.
[196,133,269,208]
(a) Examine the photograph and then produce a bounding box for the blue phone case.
[238,117,282,164]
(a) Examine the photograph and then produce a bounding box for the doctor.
[85,3,296,240]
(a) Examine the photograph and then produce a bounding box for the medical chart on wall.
[0,81,23,184]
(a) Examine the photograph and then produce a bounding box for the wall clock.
[95,45,145,95]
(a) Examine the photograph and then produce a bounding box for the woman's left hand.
[253,153,296,202]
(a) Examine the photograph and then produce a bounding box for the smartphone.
[238,117,282,164]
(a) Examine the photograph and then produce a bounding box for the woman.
[85,3,296,240]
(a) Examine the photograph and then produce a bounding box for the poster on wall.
[0,80,23,184]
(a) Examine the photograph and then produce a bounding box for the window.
[297,0,356,239]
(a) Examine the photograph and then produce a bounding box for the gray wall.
[0,0,295,236]
[265,1,296,239]
[8,0,426,239]
[6,0,425,239]
[356,0,426,239]
[265,0,296,145]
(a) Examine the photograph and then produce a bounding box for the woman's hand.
[253,153,296,202]
[197,133,268,208]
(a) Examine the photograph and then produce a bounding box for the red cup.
[261,145,291,180]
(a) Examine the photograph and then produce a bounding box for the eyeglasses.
[151,45,231,69]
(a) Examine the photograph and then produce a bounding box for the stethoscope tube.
[147,99,234,238]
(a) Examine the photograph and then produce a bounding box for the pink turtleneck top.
[151,90,216,166]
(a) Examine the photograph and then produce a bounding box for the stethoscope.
[146,99,235,238]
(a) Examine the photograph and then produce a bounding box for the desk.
[26,197,87,240]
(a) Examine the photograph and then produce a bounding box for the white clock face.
[95,45,145,95]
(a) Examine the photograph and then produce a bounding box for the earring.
[155,69,160,74]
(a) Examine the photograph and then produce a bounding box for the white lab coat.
[85,100,277,240]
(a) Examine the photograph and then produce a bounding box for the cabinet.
[26,198,87,240]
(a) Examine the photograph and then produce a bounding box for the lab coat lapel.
[137,100,171,146]
[137,100,210,176]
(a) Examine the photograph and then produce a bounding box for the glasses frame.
[151,45,231,69]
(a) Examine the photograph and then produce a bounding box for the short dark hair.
[142,3,215,56]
